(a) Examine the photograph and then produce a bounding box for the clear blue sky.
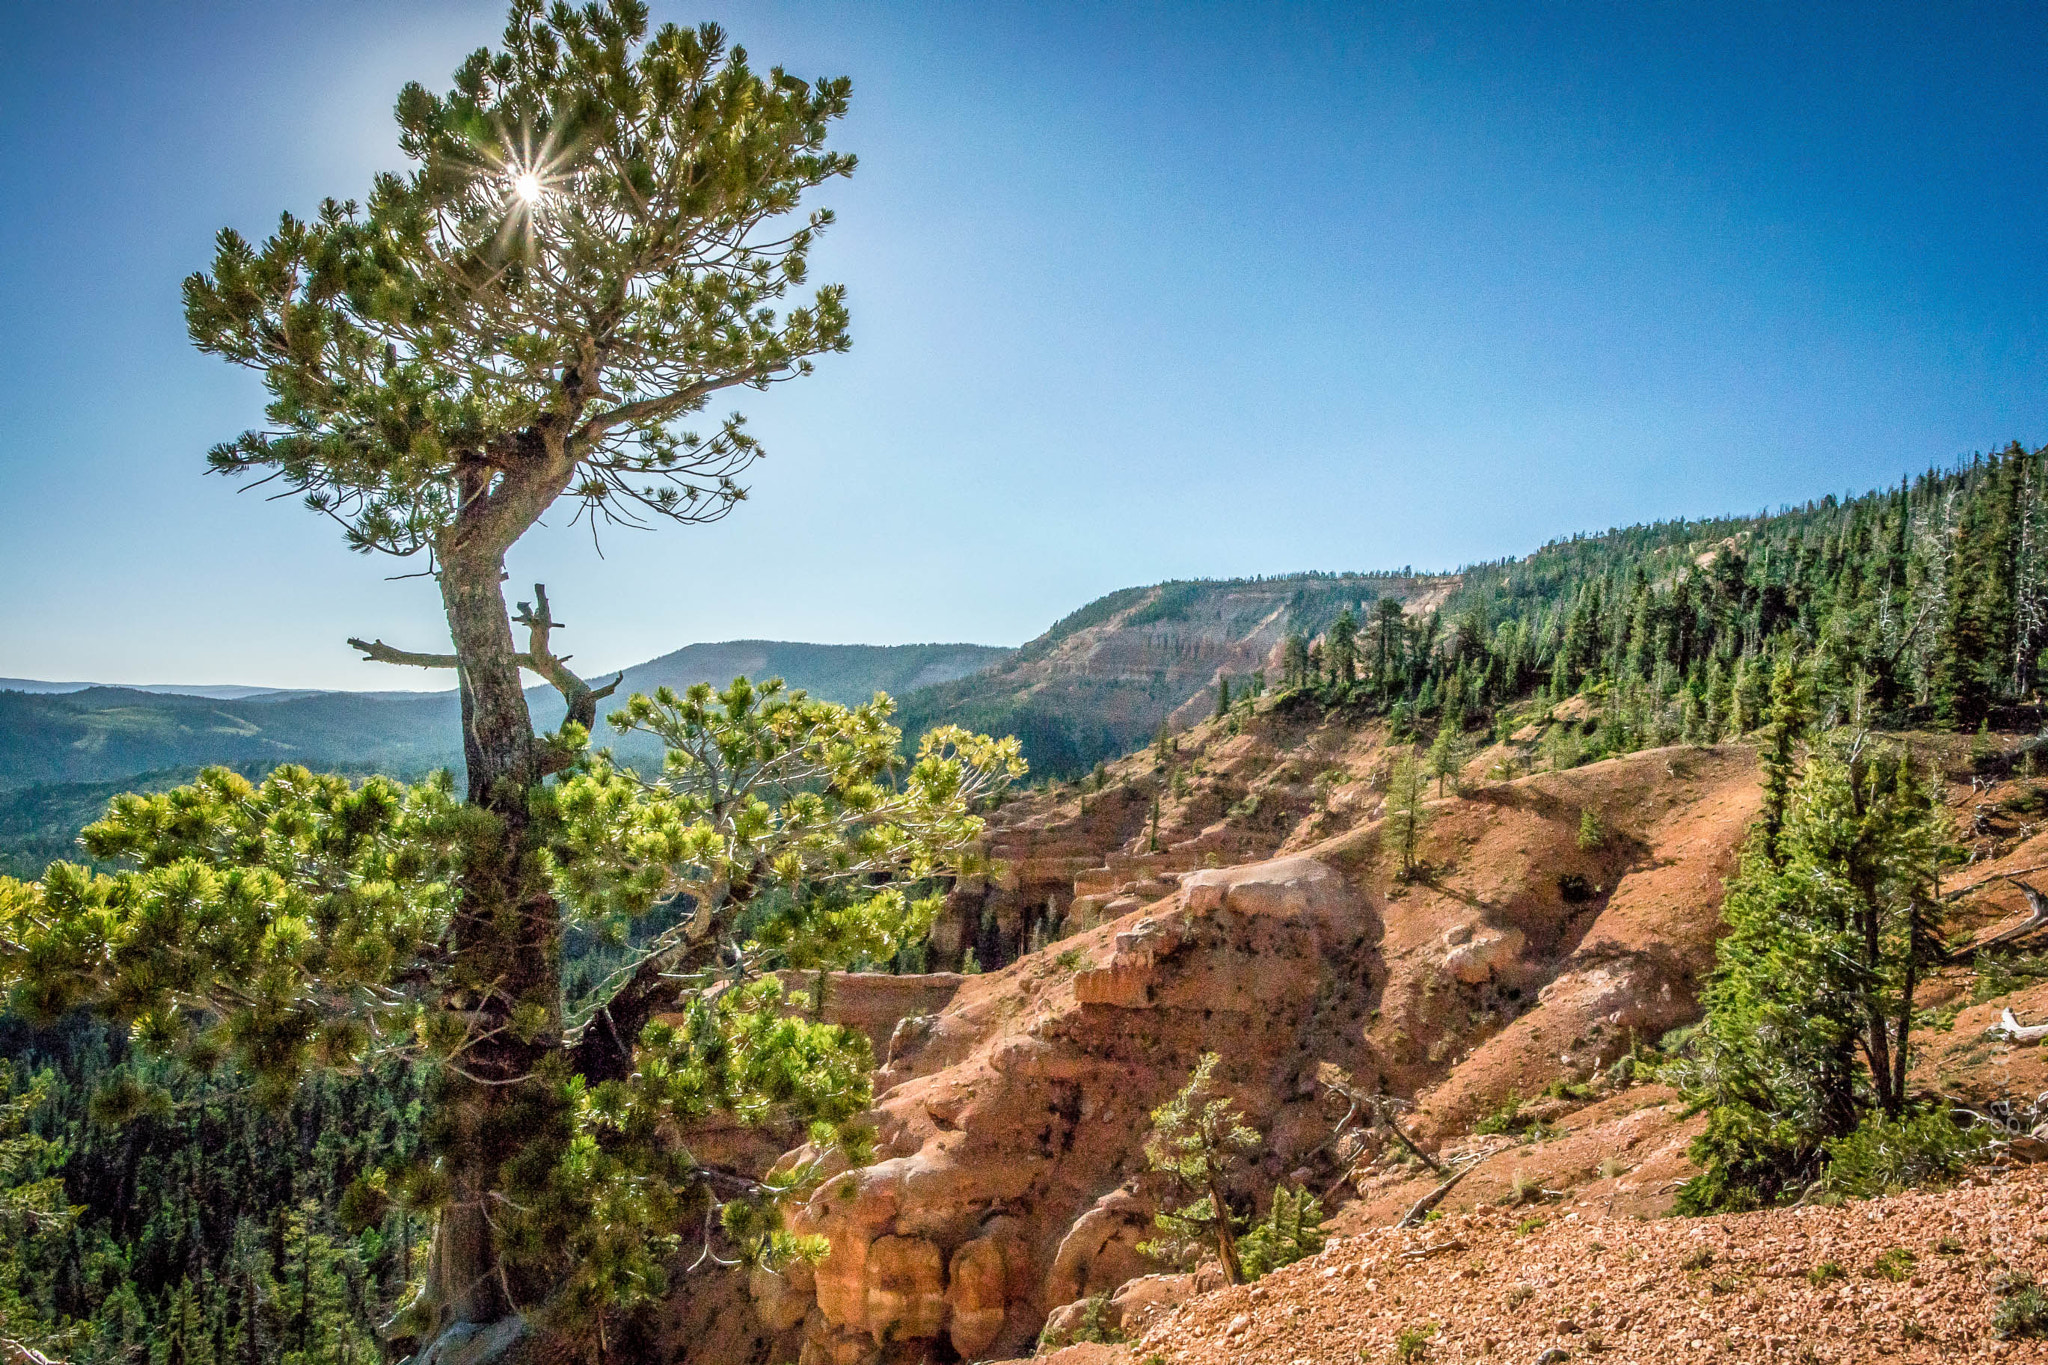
[4,2,2047,688]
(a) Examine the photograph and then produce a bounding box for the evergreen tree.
[1236,1185,1324,1279]
[1424,723,1467,798]
[1382,751,1429,879]
[1327,609,1359,686]
[0,1061,74,1364]
[86,3,884,1347]
[1756,657,1811,864]
[2,677,1020,1354]
[1279,635,1311,690]
[1137,1054,1256,1285]
[1675,737,1950,1211]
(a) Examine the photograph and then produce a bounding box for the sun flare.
[512,170,544,205]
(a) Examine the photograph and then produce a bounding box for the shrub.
[1816,1108,1986,1200]
[1870,1248,1916,1282]
[1972,948,2048,1004]
[1995,1275,2048,1340]
[1807,1261,1846,1287]
[1393,1324,1437,1362]
[1039,1293,1123,1350]
[1240,1185,1326,1279]
[1475,1095,1529,1136]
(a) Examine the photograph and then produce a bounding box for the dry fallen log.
[1397,1157,1481,1228]
[1993,1007,2048,1044]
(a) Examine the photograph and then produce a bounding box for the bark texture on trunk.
[421,547,564,1338]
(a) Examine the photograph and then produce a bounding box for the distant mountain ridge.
[0,640,1011,791]
[0,572,1462,816]
[0,679,343,700]
[896,572,1457,774]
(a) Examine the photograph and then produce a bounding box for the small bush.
[1040,1293,1123,1351]
[1807,1261,1846,1287]
[1505,1284,1535,1308]
[1680,1248,1715,1272]
[1476,1095,1532,1136]
[1054,947,1088,971]
[1972,948,2048,1004]
[1393,1324,1437,1362]
[1577,808,1605,850]
[1994,1276,2048,1340]
[1818,1108,1986,1199]
[1936,1235,1965,1256]
[1514,1216,1546,1235]
[1870,1248,1916,1282]
[1240,1185,1326,1279]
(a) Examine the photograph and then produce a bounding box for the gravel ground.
[1118,1167,2048,1365]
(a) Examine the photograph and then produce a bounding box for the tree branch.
[349,638,462,669]
[513,584,622,739]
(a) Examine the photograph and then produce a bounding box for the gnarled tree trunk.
[418,536,563,1339]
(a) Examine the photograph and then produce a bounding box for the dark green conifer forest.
[1279,443,2048,749]
[0,1017,424,1363]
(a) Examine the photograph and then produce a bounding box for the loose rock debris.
[1096,1168,2048,1365]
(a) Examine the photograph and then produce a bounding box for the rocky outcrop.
[764,854,1386,1365]
[709,743,1774,1365]
[653,715,2048,1365]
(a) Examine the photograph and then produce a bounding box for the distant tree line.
[1273,444,2048,748]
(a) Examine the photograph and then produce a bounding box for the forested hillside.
[0,641,1008,792]
[1261,442,2048,751]
[0,1016,425,1362]
[894,572,1453,775]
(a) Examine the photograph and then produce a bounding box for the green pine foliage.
[0,1017,422,1365]
[1672,735,1954,1212]
[1383,751,1430,879]
[1424,723,1468,797]
[1273,444,2048,755]
[1137,1053,1258,1285]
[1237,1185,1325,1279]
[0,682,1021,1350]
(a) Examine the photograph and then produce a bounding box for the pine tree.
[1137,1053,1257,1285]
[1327,609,1359,686]
[1215,676,1232,718]
[1757,657,1811,864]
[1280,635,1311,689]
[1237,1185,1325,1279]
[1674,737,1950,1211]
[46,4,885,1346]
[1383,751,1429,880]
[2,689,1020,1356]
[1424,723,1467,798]
[0,1062,73,1363]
